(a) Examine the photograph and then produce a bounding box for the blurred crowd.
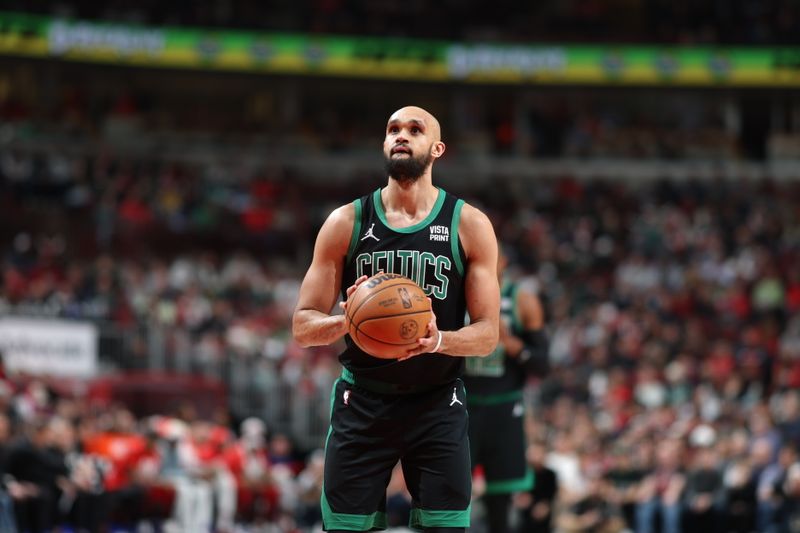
[0,75,752,161]
[3,150,800,530]
[0,367,346,533]
[491,177,800,532]
[1,51,800,533]
[7,0,800,44]
[0,1,799,531]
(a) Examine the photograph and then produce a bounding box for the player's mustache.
[391,144,412,155]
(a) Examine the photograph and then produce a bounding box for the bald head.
[388,106,441,142]
[383,105,445,182]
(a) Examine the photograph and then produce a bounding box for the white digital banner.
[0,318,98,378]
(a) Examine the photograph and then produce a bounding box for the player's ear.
[431,141,446,159]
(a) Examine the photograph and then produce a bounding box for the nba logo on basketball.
[398,287,413,309]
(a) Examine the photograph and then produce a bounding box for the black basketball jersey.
[340,187,468,387]
[463,280,527,396]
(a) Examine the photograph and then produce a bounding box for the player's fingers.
[427,317,438,336]
[399,335,434,360]
[398,349,422,361]
[345,275,369,297]
[416,335,436,351]
[424,298,438,334]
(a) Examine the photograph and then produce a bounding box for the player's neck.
[382,176,438,219]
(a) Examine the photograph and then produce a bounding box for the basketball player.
[465,246,549,533]
[293,105,500,532]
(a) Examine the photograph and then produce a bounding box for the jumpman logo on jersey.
[449,387,463,407]
[361,223,380,241]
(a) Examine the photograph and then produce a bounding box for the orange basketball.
[346,273,432,359]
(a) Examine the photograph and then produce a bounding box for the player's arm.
[502,288,550,376]
[292,204,357,347]
[415,203,500,357]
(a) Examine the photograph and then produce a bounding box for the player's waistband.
[340,367,447,395]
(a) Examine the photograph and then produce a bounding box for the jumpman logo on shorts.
[449,387,463,407]
[361,223,380,241]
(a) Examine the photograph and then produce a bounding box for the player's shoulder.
[454,200,496,257]
[328,201,357,224]
[320,200,361,232]
[316,201,358,250]
[456,200,493,233]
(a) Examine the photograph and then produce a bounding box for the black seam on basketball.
[355,327,424,347]
[347,281,425,328]
[356,330,416,348]
[352,310,431,346]
[356,309,432,324]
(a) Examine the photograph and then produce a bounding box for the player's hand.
[399,299,440,361]
[338,274,369,314]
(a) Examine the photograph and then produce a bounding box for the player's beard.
[384,149,433,183]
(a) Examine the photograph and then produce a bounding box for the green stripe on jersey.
[346,198,363,263]
[321,494,387,531]
[451,199,465,276]
[409,505,471,529]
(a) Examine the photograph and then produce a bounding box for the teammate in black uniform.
[293,106,500,532]
[464,246,549,533]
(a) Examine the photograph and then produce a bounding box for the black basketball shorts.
[467,396,533,494]
[321,374,471,531]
